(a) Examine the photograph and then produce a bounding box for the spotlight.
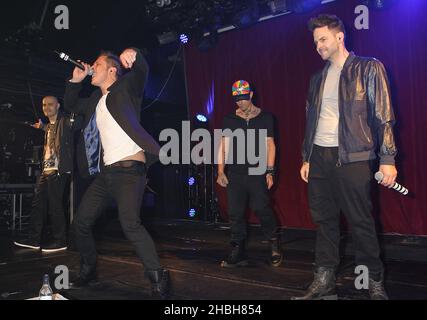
[180,33,189,44]
[188,208,196,217]
[268,0,288,14]
[156,0,165,8]
[196,114,208,122]
[188,176,195,186]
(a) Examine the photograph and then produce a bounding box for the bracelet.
[266,167,275,176]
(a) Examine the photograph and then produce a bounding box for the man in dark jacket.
[64,48,169,299]
[292,15,397,300]
[14,96,73,252]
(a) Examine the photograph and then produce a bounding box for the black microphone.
[54,51,93,75]
[374,171,409,195]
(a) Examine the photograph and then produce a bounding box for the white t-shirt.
[95,93,142,165]
[314,64,342,147]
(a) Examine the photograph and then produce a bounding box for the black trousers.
[226,172,278,243]
[73,163,161,271]
[308,145,383,278]
[29,171,69,243]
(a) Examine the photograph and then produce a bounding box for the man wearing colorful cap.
[216,80,283,268]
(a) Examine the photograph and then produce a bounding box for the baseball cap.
[231,80,251,102]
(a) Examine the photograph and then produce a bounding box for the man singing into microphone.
[293,15,397,300]
[64,48,169,299]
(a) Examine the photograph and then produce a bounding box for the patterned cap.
[231,80,251,101]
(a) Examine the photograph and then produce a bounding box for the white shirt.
[314,64,342,147]
[95,93,142,165]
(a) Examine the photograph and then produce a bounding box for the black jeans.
[73,162,161,271]
[226,172,278,243]
[29,171,69,243]
[308,145,383,278]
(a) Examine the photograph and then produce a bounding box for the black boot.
[270,237,283,267]
[69,263,97,289]
[220,240,248,268]
[145,268,170,300]
[369,275,388,300]
[291,267,337,300]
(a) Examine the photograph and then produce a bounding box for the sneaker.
[369,277,389,300]
[41,241,67,253]
[14,239,40,250]
[270,237,283,267]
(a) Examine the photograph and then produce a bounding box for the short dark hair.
[99,50,123,78]
[308,14,346,37]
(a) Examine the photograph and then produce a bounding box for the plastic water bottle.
[39,274,53,300]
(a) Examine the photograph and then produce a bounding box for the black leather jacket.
[41,112,75,174]
[302,52,397,165]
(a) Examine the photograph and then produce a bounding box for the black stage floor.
[1,218,427,300]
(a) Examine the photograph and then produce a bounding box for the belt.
[105,160,145,168]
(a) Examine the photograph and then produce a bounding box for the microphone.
[54,51,93,76]
[374,171,409,195]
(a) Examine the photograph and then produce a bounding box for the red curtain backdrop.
[183,0,427,235]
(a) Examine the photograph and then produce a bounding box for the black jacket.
[41,112,75,174]
[64,48,160,170]
[302,52,397,165]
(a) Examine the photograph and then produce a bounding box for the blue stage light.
[196,114,208,122]
[180,34,189,44]
[188,177,195,186]
[188,208,196,217]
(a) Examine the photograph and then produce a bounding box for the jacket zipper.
[336,70,343,167]
[359,115,371,143]
[307,112,319,163]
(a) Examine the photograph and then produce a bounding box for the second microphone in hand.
[374,171,409,196]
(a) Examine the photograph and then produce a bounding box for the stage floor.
[1,219,427,300]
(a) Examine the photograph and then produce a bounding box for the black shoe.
[290,267,338,300]
[369,276,389,300]
[41,240,67,253]
[270,237,283,267]
[220,240,248,268]
[14,238,40,250]
[68,263,97,289]
[145,268,170,300]
[69,275,97,289]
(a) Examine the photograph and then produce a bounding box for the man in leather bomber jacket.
[293,14,397,301]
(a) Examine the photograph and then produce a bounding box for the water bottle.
[39,274,53,300]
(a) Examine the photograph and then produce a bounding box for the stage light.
[268,0,288,14]
[188,208,196,217]
[180,33,189,44]
[154,0,172,8]
[196,114,208,122]
[188,176,195,186]
[156,31,178,45]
